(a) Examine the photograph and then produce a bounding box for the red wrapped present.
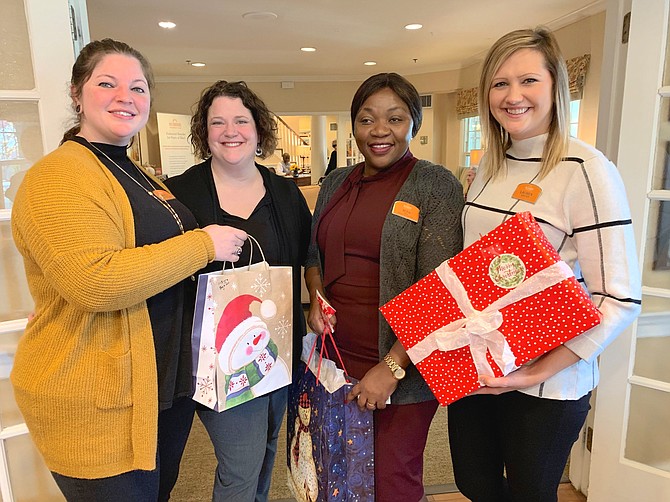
[379,212,602,405]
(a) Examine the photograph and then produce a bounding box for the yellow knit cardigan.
[11,141,215,478]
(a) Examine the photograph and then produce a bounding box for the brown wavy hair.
[190,80,278,160]
[61,39,154,145]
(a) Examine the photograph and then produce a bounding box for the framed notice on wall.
[156,112,197,178]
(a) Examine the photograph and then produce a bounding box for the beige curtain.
[456,54,591,119]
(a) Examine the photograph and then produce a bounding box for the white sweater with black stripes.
[463,134,641,400]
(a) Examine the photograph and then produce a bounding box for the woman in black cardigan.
[165,80,311,502]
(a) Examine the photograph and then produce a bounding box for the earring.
[255,145,263,157]
[75,104,81,114]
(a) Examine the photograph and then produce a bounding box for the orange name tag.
[512,183,542,204]
[153,189,176,201]
[392,201,420,223]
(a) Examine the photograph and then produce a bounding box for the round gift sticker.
[489,254,526,289]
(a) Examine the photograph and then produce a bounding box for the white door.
[0,1,79,500]
[588,0,670,499]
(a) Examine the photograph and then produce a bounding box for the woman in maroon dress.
[304,73,464,502]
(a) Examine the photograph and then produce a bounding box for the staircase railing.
[274,114,308,166]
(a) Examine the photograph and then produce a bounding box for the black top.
[165,159,312,370]
[324,149,338,177]
[72,136,199,410]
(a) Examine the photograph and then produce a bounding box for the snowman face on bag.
[219,316,270,373]
[298,403,311,426]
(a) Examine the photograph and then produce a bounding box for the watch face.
[394,367,406,379]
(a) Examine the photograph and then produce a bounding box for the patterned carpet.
[171,406,454,501]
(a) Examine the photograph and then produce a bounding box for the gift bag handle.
[306,323,351,385]
[221,234,267,271]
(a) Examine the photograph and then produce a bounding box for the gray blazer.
[306,160,464,404]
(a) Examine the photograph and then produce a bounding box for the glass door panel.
[633,296,670,383]
[0,101,43,211]
[625,385,670,473]
[5,434,62,501]
[0,329,24,430]
[0,0,35,90]
[0,219,33,321]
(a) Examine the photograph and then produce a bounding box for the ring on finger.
[366,402,376,409]
[235,246,242,256]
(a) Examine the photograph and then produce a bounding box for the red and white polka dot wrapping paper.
[379,212,602,406]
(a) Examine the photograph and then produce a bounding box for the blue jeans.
[197,386,287,502]
[52,468,159,501]
[447,391,591,502]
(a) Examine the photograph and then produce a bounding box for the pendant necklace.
[86,140,185,234]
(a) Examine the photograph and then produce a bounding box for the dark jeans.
[52,396,196,502]
[447,391,591,502]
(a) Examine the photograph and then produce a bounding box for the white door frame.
[587,0,670,499]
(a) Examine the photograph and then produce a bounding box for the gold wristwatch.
[383,353,406,380]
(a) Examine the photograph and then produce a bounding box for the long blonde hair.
[478,27,570,180]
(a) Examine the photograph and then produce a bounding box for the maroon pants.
[373,399,439,502]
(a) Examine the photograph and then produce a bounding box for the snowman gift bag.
[191,240,293,412]
[287,332,375,502]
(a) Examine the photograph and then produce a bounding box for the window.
[569,99,581,138]
[461,116,481,167]
[0,120,20,161]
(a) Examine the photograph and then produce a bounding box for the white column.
[310,115,327,182]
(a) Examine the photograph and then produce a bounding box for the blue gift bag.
[287,333,375,502]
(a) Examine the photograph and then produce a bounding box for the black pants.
[447,391,590,502]
[52,396,196,502]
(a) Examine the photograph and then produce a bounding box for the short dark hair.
[62,39,154,144]
[190,80,278,160]
[350,73,422,137]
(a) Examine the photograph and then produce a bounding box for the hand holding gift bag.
[191,236,293,411]
[287,331,375,502]
[380,212,602,405]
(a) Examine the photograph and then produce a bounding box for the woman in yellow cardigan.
[10,39,246,501]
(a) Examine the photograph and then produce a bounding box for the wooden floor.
[428,483,586,501]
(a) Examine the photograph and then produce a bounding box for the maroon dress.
[317,151,438,502]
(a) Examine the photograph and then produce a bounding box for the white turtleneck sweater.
[463,134,641,400]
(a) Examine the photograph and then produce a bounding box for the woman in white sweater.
[450,27,642,502]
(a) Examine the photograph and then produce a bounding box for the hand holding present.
[473,344,581,395]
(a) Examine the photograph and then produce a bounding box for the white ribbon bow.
[406,259,573,378]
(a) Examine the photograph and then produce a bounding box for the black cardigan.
[165,160,312,370]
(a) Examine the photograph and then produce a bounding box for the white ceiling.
[86,0,605,82]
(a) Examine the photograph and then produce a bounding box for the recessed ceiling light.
[404,23,423,30]
[190,62,206,67]
[158,21,176,29]
[300,47,317,52]
[364,61,377,66]
[242,11,278,21]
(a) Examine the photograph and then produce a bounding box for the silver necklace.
[86,140,185,234]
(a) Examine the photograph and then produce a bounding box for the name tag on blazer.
[392,201,420,223]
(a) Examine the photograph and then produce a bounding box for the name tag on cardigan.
[392,201,420,223]
[512,183,542,204]
[153,189,176,201]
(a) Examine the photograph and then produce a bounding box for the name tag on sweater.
[512,183,542,204]
[392,201,420,223]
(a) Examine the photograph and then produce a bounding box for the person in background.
[10,39,246,501]
[451,27,641,501]
[165,80,311,502]
[278,151,292,175]
[324,139,338,177]
[304,72,463,502]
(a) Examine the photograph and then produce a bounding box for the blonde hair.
[478,27,570,180]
